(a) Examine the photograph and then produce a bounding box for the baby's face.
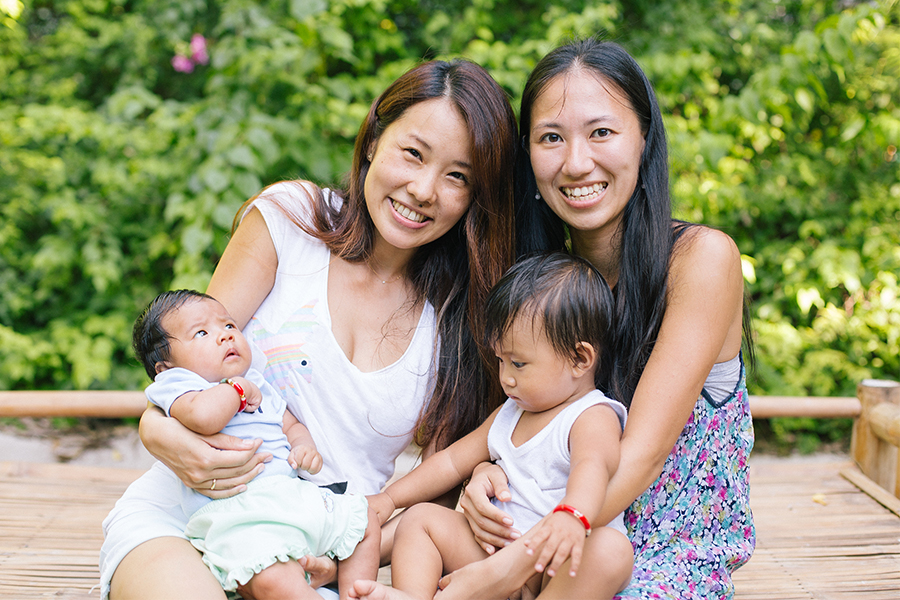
[494,316,590,414]
[158,297,251,382]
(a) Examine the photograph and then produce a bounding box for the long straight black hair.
[515,39,685,407]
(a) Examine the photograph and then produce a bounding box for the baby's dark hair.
[133,289,215,379]
[485,253,614,372]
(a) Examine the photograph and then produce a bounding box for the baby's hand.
[365,492,396,526]
[523,511,588,578]
[289,444,323,475]
[233,377,262,413]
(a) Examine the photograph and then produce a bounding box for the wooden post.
[851,379,900,498]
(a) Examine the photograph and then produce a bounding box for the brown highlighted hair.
[236,59,517,450]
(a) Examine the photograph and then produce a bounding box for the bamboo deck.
[1,456,899,598]
[734,457,900,599]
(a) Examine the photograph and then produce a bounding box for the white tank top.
[488,389,627,535]
[244,182,437,494]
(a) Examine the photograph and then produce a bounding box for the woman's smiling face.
[364,97,474,253]
[528,68,646,243]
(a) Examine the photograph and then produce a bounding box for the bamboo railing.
[0,390,147,418]
[0,390,863,420]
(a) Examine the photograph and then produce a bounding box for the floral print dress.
[615,359,755,599]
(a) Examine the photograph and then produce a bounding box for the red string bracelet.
[220,378,247,414]
[553,504,592,536]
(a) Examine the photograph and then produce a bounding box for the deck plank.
[1,457,899,597]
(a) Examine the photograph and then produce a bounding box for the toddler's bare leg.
[389,503,489,600]
[536,527,633,600]
[436,540,538,600]
[348,580,418,600]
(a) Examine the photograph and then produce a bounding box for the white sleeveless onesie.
[488,389,628,535]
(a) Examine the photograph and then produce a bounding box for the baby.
[133,289,379,600]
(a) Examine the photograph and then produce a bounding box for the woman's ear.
[366,140,378,162]
[571,342,598,377]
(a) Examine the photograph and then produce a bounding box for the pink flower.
[190,34,209,65]
[171,54,194,73]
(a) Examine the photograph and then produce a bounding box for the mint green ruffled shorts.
[185,474,368,591]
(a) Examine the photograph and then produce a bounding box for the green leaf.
[290,0,327,21]
[840,115,865,142]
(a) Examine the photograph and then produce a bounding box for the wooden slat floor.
[734,457,900,599]
[1,456,899,598]
[0,462,145,599]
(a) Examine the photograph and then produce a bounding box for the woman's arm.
[206,206,278,327]
[141,205,281,496]
[139,406,269,497]
[461,228,745,543]
[596,227,744,523]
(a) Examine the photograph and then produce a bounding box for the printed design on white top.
[247,303,317,392]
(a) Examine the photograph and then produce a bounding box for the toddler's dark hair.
[485,253,614,373]
[133,289,215,379]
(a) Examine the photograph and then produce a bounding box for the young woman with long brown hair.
[100,58,518,600]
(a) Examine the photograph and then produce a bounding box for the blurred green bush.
[2,0,898,450]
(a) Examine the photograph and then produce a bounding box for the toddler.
[352,253,633,600]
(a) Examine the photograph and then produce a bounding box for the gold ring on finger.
[210,479,217,491]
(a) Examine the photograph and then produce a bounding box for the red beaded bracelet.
[220,378,247,413]
[553,504,592,536]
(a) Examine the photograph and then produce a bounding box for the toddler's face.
[494,315,593,414]
[158,297,251,382]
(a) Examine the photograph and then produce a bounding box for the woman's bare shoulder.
[671,224,741,281]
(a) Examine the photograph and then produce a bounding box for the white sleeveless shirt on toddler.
[487,388,628,535]
[244,182,438,495]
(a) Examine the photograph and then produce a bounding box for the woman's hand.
[458,461,520,553]
[140,406,271,498]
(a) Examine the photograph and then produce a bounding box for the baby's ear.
[154,361,171,375]
[571,342,598,376]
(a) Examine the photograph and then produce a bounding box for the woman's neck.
[368,237,416,285]
[570,229,621,288]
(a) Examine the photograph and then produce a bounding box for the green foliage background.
[2,0,898,448]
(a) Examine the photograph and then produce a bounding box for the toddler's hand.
[523,511,587,578]
[289,444,323,475]
[365,492,396,526]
